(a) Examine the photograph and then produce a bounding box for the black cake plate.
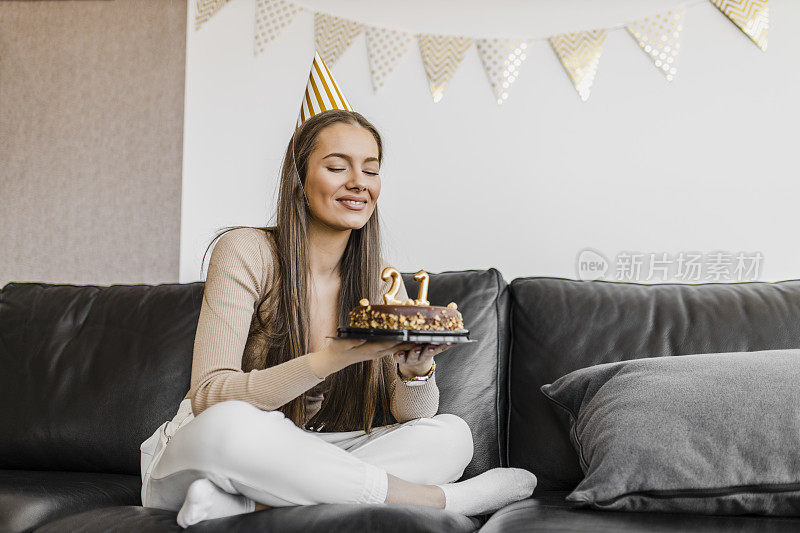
[330,326,475,345]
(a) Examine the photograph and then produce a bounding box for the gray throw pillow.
[541,349,800,515]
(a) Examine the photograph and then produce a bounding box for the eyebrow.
[322,152,379,164]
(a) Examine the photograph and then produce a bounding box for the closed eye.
[327,167,379,176]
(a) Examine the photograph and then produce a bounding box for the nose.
[347,171,368,192]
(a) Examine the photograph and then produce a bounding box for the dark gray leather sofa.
[2,270,800,532]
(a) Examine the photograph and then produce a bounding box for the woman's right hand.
[310,338,417,379]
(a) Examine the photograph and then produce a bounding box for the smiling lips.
[337,198,367,211]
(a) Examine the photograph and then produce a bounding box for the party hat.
[297,49,353,129]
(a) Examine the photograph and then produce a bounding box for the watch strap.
[396,360,436,386]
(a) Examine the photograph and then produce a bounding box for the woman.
[139,109,537,528]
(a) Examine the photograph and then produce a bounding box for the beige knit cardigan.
[185,227,439,428]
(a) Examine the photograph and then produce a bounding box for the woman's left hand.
[393,343,454,378]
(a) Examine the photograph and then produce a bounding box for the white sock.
[176,478,255,528]
[435,467,537,516]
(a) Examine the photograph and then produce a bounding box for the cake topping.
[412,269,431,306]
[381,266,404,305]
[347,265,465,332]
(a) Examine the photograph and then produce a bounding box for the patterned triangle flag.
[418,34,473,103]
[297,49,353,130]
[476,38,531,105]
[365,26,414,93]
[314,13,363,65]
[195,0,230,30]
[549,29,606,102]
[254,0,302,56]
[627,8,685,81]
[710,0,768,51]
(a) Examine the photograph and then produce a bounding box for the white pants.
[140,398,474,512]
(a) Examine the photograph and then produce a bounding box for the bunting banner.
[627,9,685,81]
[365,27,415,92]
[476,38,531,105]
[194,0,770,104]
[710,0,769,51]
[418,34,473,103]
[195,0,230,30]
[314,13,363,66]
[549,29,606,102]
[254,0,301,56]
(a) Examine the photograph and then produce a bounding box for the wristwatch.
[396,360,436,387]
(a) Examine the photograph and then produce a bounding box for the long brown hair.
[199,109,391,433]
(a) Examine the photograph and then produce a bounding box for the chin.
[326,217,367,231]
[340,212,372,226]
[345,219,369,230]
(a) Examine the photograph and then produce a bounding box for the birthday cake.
[348,300,464,331]
[347,266,465,332]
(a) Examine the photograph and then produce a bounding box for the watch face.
[404,380,427,387]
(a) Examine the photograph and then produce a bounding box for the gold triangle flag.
[627,9,685,81]
[365,26,414,93]
[549,29,606,102]
[297,49,353,129]
[710,0,768,51]
[314,13,363,65]
[195,0,230,30]
[254,0,302,56]
[418,34,473,103]
[476,38,530,105]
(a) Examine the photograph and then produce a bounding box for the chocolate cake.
[348,298,465,332]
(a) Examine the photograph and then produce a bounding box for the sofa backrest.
[402,269,510,480]
[0,282,200,475]
[506,277,800,491]
[0,269,510,480]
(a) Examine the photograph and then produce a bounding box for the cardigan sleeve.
[380,263,440,422]
[188,228,324,416]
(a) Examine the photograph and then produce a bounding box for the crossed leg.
[310,412,475,508]
[146,400,473,513]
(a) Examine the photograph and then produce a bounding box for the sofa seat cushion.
[0,470,140,533]
[34,503,481,532]
[480,492,800,532]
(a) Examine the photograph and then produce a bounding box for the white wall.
[180,0,800,285]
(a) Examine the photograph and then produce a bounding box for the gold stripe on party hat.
[297,49,353,129]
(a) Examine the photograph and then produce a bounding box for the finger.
[431,342,454,352]
[381,342,415,356]
[394,341,417,351]
[418,352,435,364]
[420,345,439,359]
[367,341,408,351]
[334,337,368,349]
[407,344,426,364]
[366,340,406,350]
[422,343,438,355]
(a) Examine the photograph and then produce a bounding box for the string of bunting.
[195,0,769,103]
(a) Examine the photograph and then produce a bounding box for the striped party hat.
[296,49,353,129]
